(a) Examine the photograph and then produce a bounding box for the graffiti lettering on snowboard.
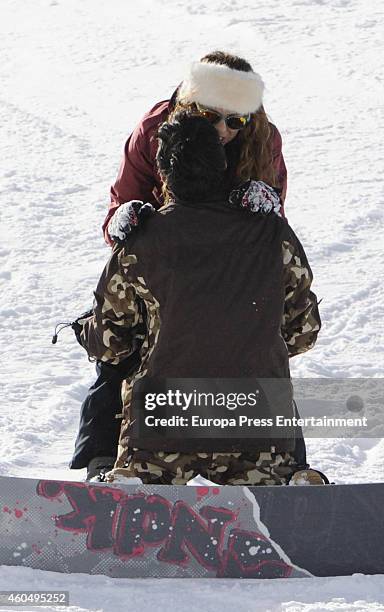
[37,481,293,578]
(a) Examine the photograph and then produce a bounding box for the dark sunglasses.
[194,104,250,130]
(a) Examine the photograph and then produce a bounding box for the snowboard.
[1,475,384,579]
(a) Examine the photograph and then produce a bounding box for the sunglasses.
[194,104,250,130]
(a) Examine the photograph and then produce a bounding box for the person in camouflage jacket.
[70,50,290,478]
[78,112,321,486]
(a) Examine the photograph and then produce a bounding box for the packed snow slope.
[1,0,383,610]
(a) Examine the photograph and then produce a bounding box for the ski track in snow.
[1,0,384,609]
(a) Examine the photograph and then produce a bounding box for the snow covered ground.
[1,0,383,609]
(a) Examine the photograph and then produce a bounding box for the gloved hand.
[229,180,282,217]
[108,200,155,244]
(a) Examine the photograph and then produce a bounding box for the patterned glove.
[229,180,282,217]
[108,200,155,244]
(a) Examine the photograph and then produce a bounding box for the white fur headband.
[178,61,264,115]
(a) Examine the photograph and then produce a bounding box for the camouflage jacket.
[79,199,321,460]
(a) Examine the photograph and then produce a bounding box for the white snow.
[1,0,384,609]
[187,474,222,487]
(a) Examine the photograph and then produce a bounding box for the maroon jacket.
[103,96,287,245]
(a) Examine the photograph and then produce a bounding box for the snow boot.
[86,456,116,482]
[288,469,330,485]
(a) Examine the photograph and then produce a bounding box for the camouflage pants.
[123,448,297,485]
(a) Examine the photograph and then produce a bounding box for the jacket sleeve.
[79,248,144,364]
[270,125,287,210]
[281,236,321,357]
[103,124,158,246]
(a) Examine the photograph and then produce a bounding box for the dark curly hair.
[156,111,227,203]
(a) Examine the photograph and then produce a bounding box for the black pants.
[70,362,309,470]
[69,355,140,469]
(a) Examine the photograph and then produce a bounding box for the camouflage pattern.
[80,251,143,366]
[111,448,297,485]
[281,239,321,357]
[80,238,320,369]
[79,226,320,469]
[80,247,162,468]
